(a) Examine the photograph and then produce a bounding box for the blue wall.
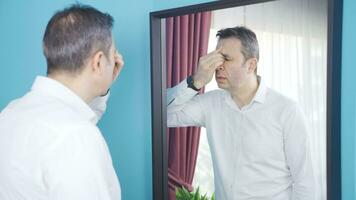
[342,0,356,199]
[153,0,213,10]
[0,1,153,199]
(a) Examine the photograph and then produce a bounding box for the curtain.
[165,12,212,200]
[194,0,327,199]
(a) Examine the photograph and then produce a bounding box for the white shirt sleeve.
[88,92,110,121]
[167,79,205,127]
[43,124,120,200]
[283,104,316,200]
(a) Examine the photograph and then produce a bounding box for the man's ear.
[90,51,105,75]
[247,58,258,74]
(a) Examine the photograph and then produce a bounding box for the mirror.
[150,0,342,199]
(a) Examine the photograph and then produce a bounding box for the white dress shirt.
[0,76,121,200]
[167,77,315,200]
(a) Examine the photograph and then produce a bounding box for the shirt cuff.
[168,78,199,106]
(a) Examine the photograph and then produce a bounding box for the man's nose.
[217,63,224,71]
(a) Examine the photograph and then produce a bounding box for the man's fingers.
[210,59,224,71]
[205,53,225,70]
[114,52,124,68]
[201,52,224,64]
[202,47,223,60]
[113,51,124,81]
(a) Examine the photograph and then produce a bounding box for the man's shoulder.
[266,88,298,108]
[199,89,226,99]
[264,88,302,121]
[194,89,226,106]
[1,91,96,134]
[0,94,100,164]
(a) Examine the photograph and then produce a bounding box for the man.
[167,26,315,200]
[0,5,123,200]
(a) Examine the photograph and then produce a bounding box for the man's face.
[215,38,250,92]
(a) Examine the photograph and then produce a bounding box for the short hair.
[43,4,114,75]
[216,26,259,62]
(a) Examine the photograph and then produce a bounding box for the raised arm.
[167,48,225,128]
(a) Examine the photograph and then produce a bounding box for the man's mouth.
[216,76,227,81]
[216,73,226,77]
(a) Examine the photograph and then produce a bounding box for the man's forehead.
[216,37,241,47]
[216,38,241,55]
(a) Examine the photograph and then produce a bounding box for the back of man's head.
[43,4,114,75]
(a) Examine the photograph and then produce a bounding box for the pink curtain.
[166,12,212,200]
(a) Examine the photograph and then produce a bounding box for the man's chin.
[217,82,228,90]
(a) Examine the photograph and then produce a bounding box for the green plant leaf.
[194,187,200,200]
[211,193,215,200]
[175,186,214,200]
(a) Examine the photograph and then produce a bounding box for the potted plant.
[175,186,215,200]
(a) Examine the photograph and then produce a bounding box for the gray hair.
[216,26,259,62]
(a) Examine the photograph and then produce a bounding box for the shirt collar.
[252,76,267,104]
[31,76,97,124]
[224,76,267,111]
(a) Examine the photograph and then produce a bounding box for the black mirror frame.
[150,0,343,199]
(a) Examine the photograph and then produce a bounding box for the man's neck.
[230,77,259,109]
[48,73,94,104]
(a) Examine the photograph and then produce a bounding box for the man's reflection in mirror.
[167,26,315,200]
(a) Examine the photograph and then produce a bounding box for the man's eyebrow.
[221,53,231,59]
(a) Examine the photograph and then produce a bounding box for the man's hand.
[112,51,124,82]
[192,48,224,89]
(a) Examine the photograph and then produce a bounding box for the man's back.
[0,76,121,200]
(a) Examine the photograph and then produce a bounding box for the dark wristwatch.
[187,75,200,91]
